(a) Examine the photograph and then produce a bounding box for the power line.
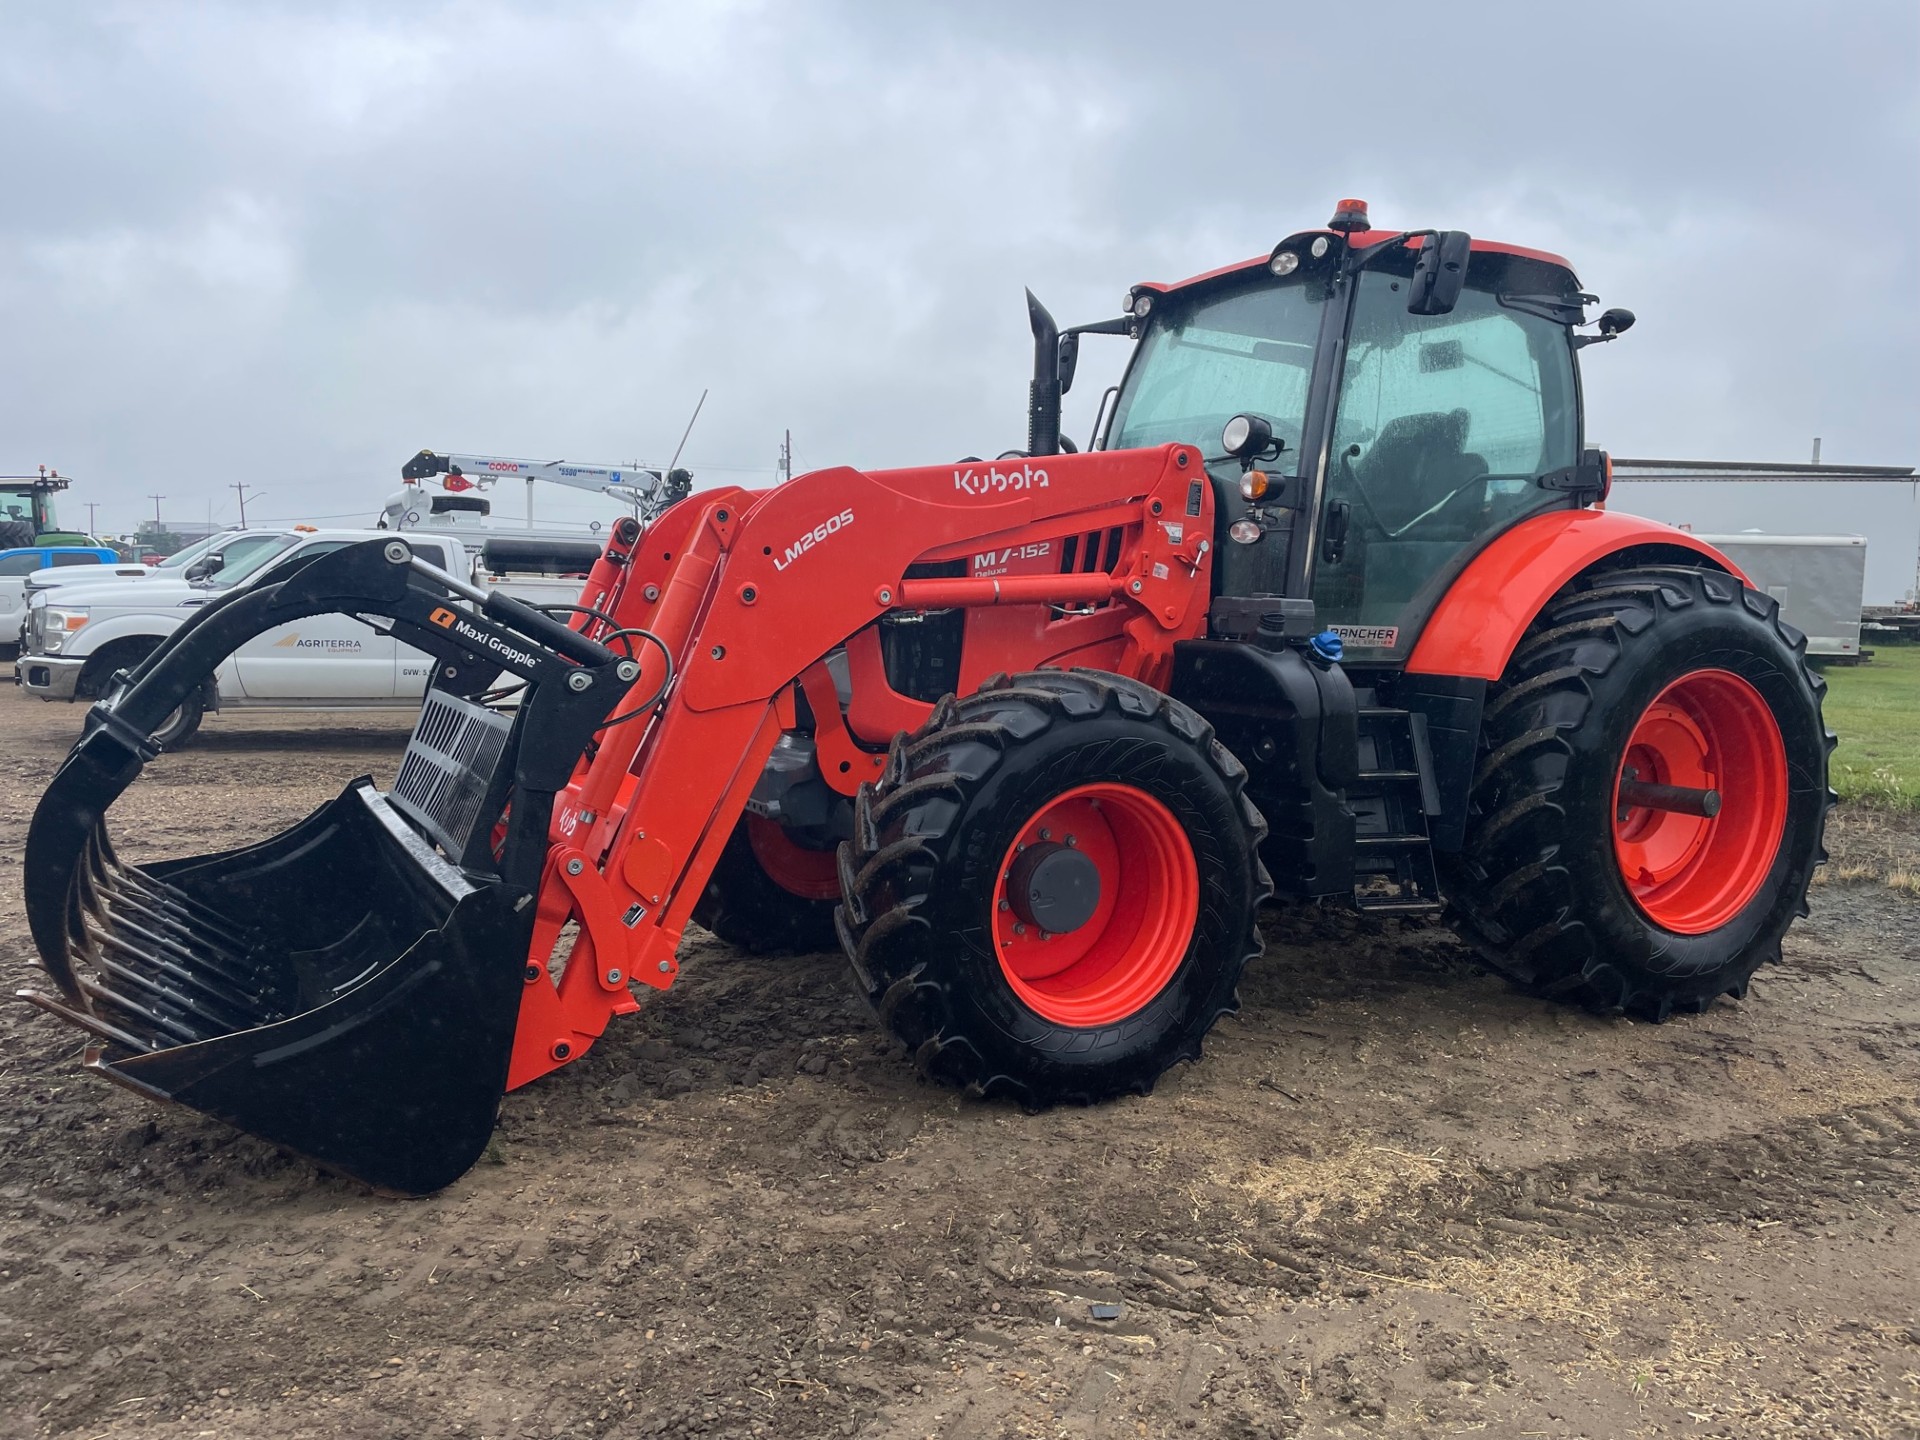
[146,494,165,526]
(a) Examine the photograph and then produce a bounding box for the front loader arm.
[509,444,1217,1085]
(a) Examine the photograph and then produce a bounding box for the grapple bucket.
[18,539,625,1195]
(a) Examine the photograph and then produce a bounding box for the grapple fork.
[18,539,627,1194]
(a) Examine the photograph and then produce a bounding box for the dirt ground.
[1,687,1916,1440]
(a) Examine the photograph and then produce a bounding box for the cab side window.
[0,553,44,576]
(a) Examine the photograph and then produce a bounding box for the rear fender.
[1405,510,1744,682]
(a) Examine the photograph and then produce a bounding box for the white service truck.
[17,526,597,747]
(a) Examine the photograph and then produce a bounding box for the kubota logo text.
[773,509,855,572]
[954,463,1049,496]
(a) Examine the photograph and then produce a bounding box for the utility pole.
[778,429,792,484]
[230,481,256,527]
[1810,437,1822,465]
[85,502,99,537]
[148,494,165,528]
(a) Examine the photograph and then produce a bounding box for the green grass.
[1820,644,1920,808]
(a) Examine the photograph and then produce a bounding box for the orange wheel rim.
[990,783,1199,1027]
[746,816,841,901]
[1612,669,1788,934]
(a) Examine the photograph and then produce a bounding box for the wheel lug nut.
[1038,828,1051,841]
[1013,923,1026,936]
[997,899,1010,911]
[1064,834,1076,848]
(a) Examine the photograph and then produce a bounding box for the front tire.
[836,670,1270,1103]
[692,816,841,954]
[1444,566,1833,1019]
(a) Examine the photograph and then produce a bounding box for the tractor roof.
[1135,230,1577,300]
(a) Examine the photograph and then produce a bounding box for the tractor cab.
[0,469,85,548]
[1093,202,1609,661]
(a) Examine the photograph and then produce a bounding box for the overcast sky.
[4,1,1917,596]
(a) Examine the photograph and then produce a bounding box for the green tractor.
[0,469,92,550]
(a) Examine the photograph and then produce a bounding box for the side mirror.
[185,554,222,580]
[1597,307,1635,338]
[1407,230,1472,316]
[1057,332,1080,395]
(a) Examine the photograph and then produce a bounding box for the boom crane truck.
[19,202,1833,1195]
[397,449,694,527]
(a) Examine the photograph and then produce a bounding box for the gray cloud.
[3,0,1916,594]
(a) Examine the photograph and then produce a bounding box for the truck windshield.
[205,534,301,588]
[1107,275,1327,472]
[156,533,230,570]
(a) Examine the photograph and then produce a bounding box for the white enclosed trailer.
[1688,532,1868,659]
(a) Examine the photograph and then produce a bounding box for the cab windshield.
[1107,275,1327,472]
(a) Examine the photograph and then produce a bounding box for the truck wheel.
[693,816,841,954]
[152,689,206,751]
[1444,566,1833,1019]
[836,670,1269,1103]
[0,518,33,549]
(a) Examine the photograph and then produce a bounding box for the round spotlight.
[1269,251,1299,277]
[1220,413,1272,459]
[1129,292,1154,318]
[1311,236,1330,258]
[1229,519,1262,545]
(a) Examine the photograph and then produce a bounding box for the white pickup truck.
[17,526,596,747]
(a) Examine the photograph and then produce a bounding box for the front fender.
[63,613,186,663]
[1405,509,1744,682]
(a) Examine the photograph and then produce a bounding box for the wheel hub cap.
[1005,842,1101,935]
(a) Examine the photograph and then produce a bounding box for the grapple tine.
[74,969,209,1048]
[92,893,263,1000]
[116,868,251,950]
[83,920,262,1031]
[15,989,158,1055]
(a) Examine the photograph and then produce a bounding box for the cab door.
[1309,258,1580,661]
[230,541,399,698]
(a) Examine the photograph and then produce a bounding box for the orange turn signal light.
[1239,471,1270,502]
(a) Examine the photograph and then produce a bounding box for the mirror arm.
[1063,316,1135,338]
[1342,229,1429,275]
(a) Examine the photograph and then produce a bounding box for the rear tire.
[1443,565,1833,1019]
[0,518,33,549]
[836,669,1270,1103]
[693,816,841,955]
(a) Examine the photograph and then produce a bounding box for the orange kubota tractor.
[21,202,1833,1194]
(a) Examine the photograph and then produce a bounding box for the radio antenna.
[667,389,708,477]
